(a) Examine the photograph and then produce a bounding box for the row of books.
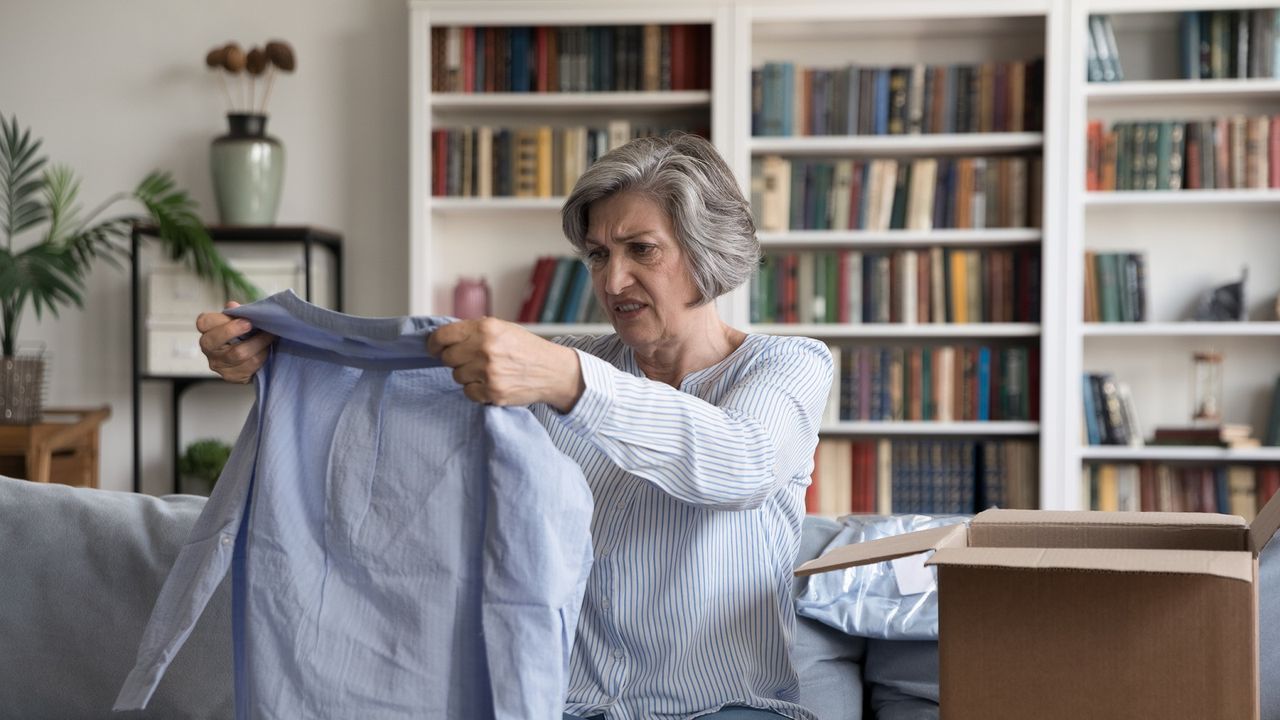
[1082,252,1147,323]
[1086,15,1125,82]
[825,345,1038,423]
[1179,10,1280,80]
[1082,373,1140,447]
[1085,463,1280,517]
[751,249,1041,325]
[808,438,1038,516]
[1085,117,1280,192]
[430,25,712,93]
[750,60,1045,137]
[516,256,604,324]
[430,123,694,198]
[750,156,1043,232]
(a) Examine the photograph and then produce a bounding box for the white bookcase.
[409,0,732,334]
[410,0,1280,510]
[1064,0,1280,508]
[728,0,1069,509]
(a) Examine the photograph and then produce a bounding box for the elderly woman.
[197,133,831,720]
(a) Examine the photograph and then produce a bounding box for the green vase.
[211,113,284,225]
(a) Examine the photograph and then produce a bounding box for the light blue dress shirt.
[115,290,594,719]
[538,333,832,720]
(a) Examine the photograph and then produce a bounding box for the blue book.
[1082,374,1100,445]
[1214,467,1230,513]
[977,347,991,421]
[539,257,573,324]
[778,62,788,136]
[557,261,590,323]
[1180,12,1200,79]
[511,27,529,92]
[474,28,485,93]
[874,69,890,135]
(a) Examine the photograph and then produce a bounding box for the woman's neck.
[632,309,746,387]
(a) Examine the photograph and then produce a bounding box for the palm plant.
[0,111,256,357]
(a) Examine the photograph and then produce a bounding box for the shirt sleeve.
[555,338,832,511]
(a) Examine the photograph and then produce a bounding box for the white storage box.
[144,320,216,377]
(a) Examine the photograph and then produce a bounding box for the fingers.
[426,320,474,357]
[225,301,241,309]
[198,318,255,354]
[195,311,234,334]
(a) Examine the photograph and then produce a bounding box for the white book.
[877,160,898,232]
[937,347,955,422]
[844,251,863,324]
[476,127,493,198]
[761,156,791,232]
[876,438,893,515]
[825,345,842,426]
[900,250,918,325]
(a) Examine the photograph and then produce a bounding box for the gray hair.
[560,133,759,306]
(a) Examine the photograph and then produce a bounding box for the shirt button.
[613,649,624,659]
[220,536,232,546]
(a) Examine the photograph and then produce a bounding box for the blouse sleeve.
[553,338,832,511]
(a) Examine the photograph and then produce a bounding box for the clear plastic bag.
[796,514,970,640]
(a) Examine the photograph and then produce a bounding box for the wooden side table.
[0,406,111,487]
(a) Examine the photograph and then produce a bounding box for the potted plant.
[0,111,255,422]
[178,438,233,496]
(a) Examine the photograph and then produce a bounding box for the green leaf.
[133,170,258,300]
[42,165,82,246]
[0,113,48,244]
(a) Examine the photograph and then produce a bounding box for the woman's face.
[582,191,701,351]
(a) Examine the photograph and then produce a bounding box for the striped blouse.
[532,332,832,720]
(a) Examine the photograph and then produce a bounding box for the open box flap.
[972,508,1246,529]
[794,524,967,577]
[927,547,1253,582]
[1250,483,1280,555]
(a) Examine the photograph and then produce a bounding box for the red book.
[519,257,557,322]
[432,130,446,196]
[806,445,821,513]
[535,27,548,93]
[463,27,475,93]
[1259,468,1280,511]
[917,249,931,324]
[669,25,686,91]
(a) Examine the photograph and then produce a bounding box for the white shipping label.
[891,552,935,596]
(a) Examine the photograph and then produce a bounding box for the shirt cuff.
[558,348,615,439]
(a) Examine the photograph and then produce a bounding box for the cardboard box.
[796,493,1280,719]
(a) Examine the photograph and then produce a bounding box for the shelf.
[1082,322,1280,338]
[522,323,612,337]
[749,323,1041,338]
[821,421,1041,436]
[1081,446,1280,463]
[757,228,1042,248]
[749,133,1044,156]
[1085,190,1280,206]
[432,197,566,212]
[1086,79,1280,103]
[430,91,712,111]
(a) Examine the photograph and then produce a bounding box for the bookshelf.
[410,0,1278,514]
[1066,0,1280,511]
[409,1,732,322]
[731,1,1065,515]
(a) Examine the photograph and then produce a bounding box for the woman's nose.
[601,257,634,296]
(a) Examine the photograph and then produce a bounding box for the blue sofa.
[0,476,1274,719]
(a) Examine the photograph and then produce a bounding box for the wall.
[0,0,410,494]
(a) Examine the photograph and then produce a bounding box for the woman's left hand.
[426,317,583,412]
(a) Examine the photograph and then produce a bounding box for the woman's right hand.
[196,301,277,384]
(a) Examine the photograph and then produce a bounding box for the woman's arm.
[556,338,832,511]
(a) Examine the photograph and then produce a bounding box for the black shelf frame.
[130,225,344,494]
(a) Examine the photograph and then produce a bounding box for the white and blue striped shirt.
[535,332,832,720]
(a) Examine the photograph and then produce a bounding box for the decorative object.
[452,276,491,319]
[1193,266,1247,321]
[178,438,232,496]
[0,349,45,424]
[0,112,253,423]
[1191,350,1224,424]
[205,40,296,225]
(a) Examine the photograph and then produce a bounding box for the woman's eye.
[632,244,655,257]
[585,249,606,264]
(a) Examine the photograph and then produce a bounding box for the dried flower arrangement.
[204,40,297,115]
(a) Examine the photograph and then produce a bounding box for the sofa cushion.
[0,476,232,719]
[795,516,865,720]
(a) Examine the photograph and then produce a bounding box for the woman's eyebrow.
[584,230,655,245]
